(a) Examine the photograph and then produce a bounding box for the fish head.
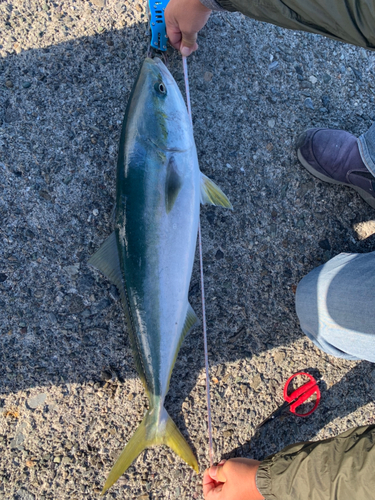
[135,57,193,153]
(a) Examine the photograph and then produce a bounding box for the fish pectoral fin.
[165,156,183,213]
[200,173,233,209]
[101,407,198,495]
[88,232,123,291]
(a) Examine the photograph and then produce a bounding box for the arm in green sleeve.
[256,425,375,500]
[210,0,375,50]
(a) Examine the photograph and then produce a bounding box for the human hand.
[165,0,212,56]
[203,458,265,500]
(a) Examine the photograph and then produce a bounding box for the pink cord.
[182,55,214,468]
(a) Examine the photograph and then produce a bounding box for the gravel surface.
[2,1,375,499]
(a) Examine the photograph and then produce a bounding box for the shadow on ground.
[223,359,375,460]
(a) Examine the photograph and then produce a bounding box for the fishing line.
[182,55,214,468]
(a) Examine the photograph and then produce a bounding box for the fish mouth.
[145,57,175,84]
[148,138,187,153]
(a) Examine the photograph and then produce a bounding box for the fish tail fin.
[101,414,150,495]
[163,409,199,474]
[101,407,198,495]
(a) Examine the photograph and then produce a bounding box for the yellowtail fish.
[88,57,232,494]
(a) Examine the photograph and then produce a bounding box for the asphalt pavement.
[1,1,375,499]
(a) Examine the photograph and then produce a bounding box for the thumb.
[209,462,227,483]
[180,33,198,56]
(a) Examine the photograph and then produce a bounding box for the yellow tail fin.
[101,407,198,494]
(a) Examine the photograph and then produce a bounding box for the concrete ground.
[1,1,375,499]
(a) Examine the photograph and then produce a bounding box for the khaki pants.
[219,0,375,49]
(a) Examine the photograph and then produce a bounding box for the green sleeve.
[215,0,375,50]
[256,425,375,500]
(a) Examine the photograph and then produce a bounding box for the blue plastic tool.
[148,0,170,51]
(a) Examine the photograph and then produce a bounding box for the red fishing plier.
[256,372,321,430]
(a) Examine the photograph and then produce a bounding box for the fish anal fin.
[165,304,199,395]
[200,173,233,209]
[165,156,183,213]
[175,303,199,355]
[183,303,199,339]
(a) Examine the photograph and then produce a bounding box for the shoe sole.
[297,149,375,210]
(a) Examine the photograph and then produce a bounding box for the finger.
[180,44,198,56]
[205,484,224,498]
[210,464,227,483]
[203,469,221,496]
[166,23,182,50]
[180,33,198,56]
[203,469,222,488]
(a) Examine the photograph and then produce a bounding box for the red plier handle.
[283,372,320,417]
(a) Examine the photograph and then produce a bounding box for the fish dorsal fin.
[165,156,183,213]
[200,173,233,209]
[88,233,151,394]
[88,232,123,291]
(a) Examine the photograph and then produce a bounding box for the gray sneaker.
[296,128,375,209]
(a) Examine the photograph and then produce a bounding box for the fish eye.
[154,81,167,95]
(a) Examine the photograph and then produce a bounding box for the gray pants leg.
[218,0,375,176]
[296,252,375,362]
